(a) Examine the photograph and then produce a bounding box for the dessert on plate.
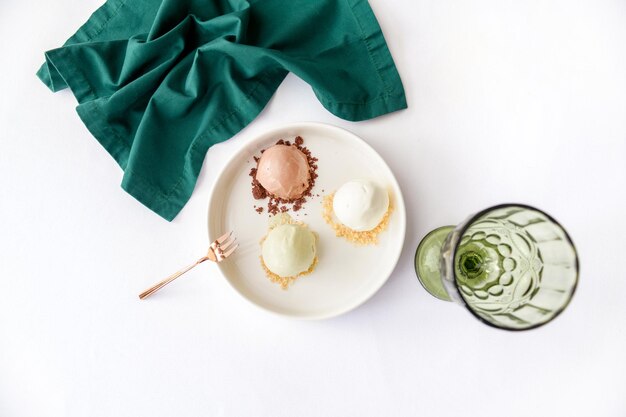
[323,179,393,245]
[260,214,318,289]
[249,136,318,215]
[332,179,389,231]
[256,144,310,200]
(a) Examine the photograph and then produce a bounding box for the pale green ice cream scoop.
[262,224,317,277]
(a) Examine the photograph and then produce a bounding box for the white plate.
[207,122,406,319]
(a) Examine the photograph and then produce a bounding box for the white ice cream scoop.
[332,179,389,231]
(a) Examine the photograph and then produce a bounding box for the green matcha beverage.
[415,205,578,330]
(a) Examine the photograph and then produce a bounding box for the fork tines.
[213,231,238,262]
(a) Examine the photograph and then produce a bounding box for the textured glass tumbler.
[415,204,579,330]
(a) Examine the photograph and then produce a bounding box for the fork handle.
[138,257,209,300]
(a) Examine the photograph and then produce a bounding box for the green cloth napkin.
[37,0,406,221]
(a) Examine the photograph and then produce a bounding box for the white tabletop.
[1,1,626,416]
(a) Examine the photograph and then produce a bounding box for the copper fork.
[138,231,238,300]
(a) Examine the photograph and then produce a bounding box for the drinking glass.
[414,204,578,330]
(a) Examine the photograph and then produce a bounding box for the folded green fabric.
[38,0,406,220]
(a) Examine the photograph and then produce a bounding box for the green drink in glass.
[414,204,579,330]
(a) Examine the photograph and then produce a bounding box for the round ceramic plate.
[207,122,406,319]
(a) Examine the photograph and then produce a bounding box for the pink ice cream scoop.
[256,145,311,200]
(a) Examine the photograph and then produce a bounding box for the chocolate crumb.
[252,187,266,200]
[250,167,268,200]
[256,207,264,213]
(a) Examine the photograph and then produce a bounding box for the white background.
[1,0,625,416]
